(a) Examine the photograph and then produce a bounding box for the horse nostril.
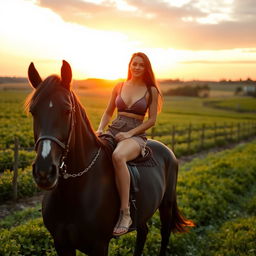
[39,170,47,179]
[48,164,57,179]
[32,163,47,179]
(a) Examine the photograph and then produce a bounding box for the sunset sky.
[0,0,256,80]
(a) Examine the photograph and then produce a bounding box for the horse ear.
[61,60,72,90]
[28,62,42,88]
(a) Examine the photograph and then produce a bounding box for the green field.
[1,88,255,148]
[0,83,256,255]
[1,139,255,255]
[205,97,256,113]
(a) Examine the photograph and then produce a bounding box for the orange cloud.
[36,0,256,50]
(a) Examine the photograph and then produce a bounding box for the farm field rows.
[0,139,255,255]
[0,86,255,255]
[1,89,255,147]
[0,89,255,172]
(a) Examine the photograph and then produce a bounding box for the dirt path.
[178,137,256,165]
[0,193,44,219]
[1,137,255,220]
[178,137,255,165]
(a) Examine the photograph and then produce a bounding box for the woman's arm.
[115,87,158,141]
[96,83,120,135]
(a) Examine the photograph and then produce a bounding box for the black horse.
[26,60,192,256]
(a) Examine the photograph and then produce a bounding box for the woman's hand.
[95,130,103,136]
[115,132,132,142]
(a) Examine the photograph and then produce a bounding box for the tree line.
[0,77,27,84]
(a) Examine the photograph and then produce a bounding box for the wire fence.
[150,121,256,153]
[0,121,255,201]
[1,121,256,172]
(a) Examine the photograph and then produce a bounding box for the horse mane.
[24,75,104,148]
[25,75,61,114]
[71,92,104,148]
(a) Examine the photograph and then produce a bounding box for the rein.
[34,91,101,179]
[62,147,101,179]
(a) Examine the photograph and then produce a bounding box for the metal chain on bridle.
[34,91,101,179]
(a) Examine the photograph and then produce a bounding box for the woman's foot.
[113,208,132,236]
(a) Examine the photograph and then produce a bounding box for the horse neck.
[67,98,100,171]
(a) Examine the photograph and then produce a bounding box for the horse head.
[27,60,74,190]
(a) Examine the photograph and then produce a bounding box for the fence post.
[171,125,176,152]
[248,121,251,138]
[12,137,19,201]
[187,123,192,151]
[224,122,228,142]
[250,121,253,137]
[201,124,205,149]
[230,122,233,141]
[214,122,217,144]
[237,123,240,141]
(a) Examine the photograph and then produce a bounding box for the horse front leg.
[89,242,109,256]
[133,223,149,256]
[55,246,76,256]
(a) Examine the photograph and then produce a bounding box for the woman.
[96,52,162,236]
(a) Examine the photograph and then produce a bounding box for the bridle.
[34,91,76,177]
[34,91,101,179]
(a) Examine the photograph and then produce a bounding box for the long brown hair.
[127,52,162,112]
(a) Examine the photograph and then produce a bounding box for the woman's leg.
[112,138,141,235]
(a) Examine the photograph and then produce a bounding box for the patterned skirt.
[105,114,147,156]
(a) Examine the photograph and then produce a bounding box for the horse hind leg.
[133,223,149,256]
[158,200,173,256]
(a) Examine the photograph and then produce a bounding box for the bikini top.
[115,83,148,116]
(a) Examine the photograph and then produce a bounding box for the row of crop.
[1,90,256,150]
[0,149,35,172]
[168,189,256,256]
[152,121,256,156]
[203,189,256,256]
[0,91,34,149]
[205,216,256,256]
[1,119,255,175]
[1,215,255,256]
[1,196,255,256]
[0,168,39,204]
[176,140,256,226]
[0,140,255,255]
[204,97,256,113]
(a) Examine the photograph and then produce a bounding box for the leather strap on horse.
[34,91,76,172]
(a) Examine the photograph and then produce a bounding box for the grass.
[1,139,256,255]
[0,89,255,151]
[206,97,256,112]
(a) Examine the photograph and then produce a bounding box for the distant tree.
[164,84,210,97]
[235,86,242,95]
[0,77,27,84]
[245,78,254,84]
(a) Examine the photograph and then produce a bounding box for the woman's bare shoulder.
[112,81,123,94]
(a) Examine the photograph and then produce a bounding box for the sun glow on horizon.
[0,0,138,80]
[0,0,256,81]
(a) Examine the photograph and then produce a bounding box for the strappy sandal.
[113,208,132,236]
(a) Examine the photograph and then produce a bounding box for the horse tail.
[162,152,195,233]
[170,195,195,233]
